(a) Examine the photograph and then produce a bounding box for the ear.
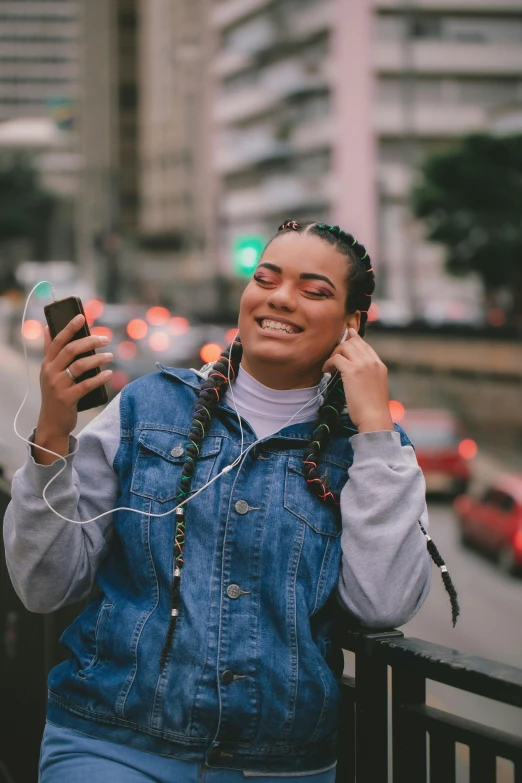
[345,311,361,334]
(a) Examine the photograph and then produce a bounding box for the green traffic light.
[232,235,266,278]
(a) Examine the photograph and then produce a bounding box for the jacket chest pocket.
[284,456,347,537]
[130,429,222,503]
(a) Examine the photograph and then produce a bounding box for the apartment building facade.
[137,0,216,310]
[77,0,139,293]
[211,0,522,320]
[0,0,80,203]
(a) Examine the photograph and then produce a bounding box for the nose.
[264,282,297,313]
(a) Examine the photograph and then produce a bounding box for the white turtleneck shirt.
[224,365,322,439]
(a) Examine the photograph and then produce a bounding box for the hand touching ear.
[322,329,394,433]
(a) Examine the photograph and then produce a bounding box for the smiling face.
[237,231,361,389]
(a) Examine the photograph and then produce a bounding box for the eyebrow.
[257,263,337,290]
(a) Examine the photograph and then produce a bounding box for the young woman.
[4,220,457,782]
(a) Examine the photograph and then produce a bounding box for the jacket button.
[170,446,184,458]
[227,584,241,599]
[234,500,249,515]
[221,669,235,685]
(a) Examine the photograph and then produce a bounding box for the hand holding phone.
[44,296,110,412]
[33,298,113,464]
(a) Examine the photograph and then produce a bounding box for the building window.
[295,150,330,178]
[223,69,259,95]
[119,85,137,109]
[409,14,442,40]
[222,15,276,54]
[458,78,521,106]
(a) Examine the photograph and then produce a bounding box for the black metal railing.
[335,627,522,783]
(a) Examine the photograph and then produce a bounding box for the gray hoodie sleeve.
[3,394,122,613]
[338,429,431,629]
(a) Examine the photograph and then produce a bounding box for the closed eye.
[254,275,334,298]
[302,288,335,299]
[253,274,276,286]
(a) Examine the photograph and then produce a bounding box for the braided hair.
[273,220,375,337]
[159,220,458,669]
[159,339,242,670]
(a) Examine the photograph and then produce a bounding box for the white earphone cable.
[14,286,346,525]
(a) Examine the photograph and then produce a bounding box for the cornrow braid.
[276,220,375,337]
[302,374,346,508]
[159,339,242,671]
[275,219,459,625]
[160,217,458,669]
[279,219,299,231]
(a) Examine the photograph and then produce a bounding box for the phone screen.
[45,297,86,341]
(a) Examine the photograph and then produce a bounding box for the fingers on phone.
[68,352,113,379]
[74,369,113,396]
[43,325,52,351]
[54,334,110,369]
[58,314,84,339]
[46,314,84,360]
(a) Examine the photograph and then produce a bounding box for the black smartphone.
[44,296,109,412]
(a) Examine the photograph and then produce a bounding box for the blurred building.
[137,0,216,312]
[79,0,216,310]
[490,102,522,135]
[77,0,522,318]
[77,0,139,298]
[0,0,81,257]
[211,0,522,319]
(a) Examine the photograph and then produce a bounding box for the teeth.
[261,319,298,334]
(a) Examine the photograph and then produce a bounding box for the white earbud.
[339,328,349,344]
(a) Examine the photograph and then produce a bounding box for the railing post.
[392,665,427,783]
[469,747,497,782]
[336,675,355,783]
[353,631,402,783]
[429,733,456,783]
[355,648,388,781]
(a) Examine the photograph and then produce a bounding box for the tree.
[0,154,56,259]
[411,133,522,328]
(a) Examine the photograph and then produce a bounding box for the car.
[399,408,476,497]
[453,475,522,576]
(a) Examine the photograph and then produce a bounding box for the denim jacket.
[4,367,431,773]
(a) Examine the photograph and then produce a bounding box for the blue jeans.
[39,723,337,782]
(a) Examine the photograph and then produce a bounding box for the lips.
[256,317,303,334]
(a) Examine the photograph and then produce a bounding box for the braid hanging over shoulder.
[159,339,243,671]
[276,219,459,626]
[159,218,459,669]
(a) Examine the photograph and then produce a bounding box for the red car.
[399,409,475,497]
[453,476,522,576]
